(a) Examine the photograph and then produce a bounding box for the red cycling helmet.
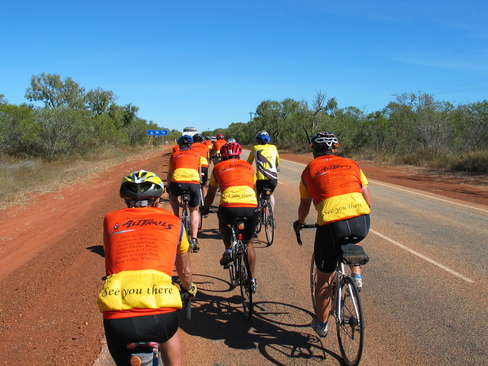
[216,134,225,140]
[220,142,242,157]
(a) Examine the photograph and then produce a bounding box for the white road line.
[370,229,474,283]
[371,180,488,214]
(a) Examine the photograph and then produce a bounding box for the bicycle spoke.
[238,250,253,320]
[264,204,275,246]
[336,276,364,366]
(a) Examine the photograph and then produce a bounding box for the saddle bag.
[341,243,370,266]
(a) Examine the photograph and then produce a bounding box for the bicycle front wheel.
[336,276,364,366]
[310,254,318,315]
[237,248,253,320]
[264,204,275,246]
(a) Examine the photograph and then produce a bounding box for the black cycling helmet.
[193,134,204,142]
[178,135,194,145]
[310,132,339,153]
[120,170,164,207]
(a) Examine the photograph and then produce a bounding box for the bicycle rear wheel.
[182,208,191,242]
[255,209,263,234]
[336,276,364,366]
[264,204,275,246]
[237,248,253,320]
[310,254,318,315]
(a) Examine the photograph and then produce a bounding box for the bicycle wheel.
[336,276,364,366]
[237,247,253,320]
[264,204,275,246]
[182,208,191,242]
[254,208,263,234]
[310,254,318,315]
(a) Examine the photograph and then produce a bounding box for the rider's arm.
[175,251,193,291]
[362,185,372,208]
[246,149,255,165]
[298,196,312,225]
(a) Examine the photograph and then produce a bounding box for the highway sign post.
[147,130,169,148]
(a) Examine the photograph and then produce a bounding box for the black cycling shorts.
[103,311,179,365]
[200,167,208,185]
[168,182,201,208]
[256,179,278,195]
[314,214,370,273]
[217,206,258,241]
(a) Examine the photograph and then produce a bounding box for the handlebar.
[293,222,318,246]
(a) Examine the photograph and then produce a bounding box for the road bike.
[125,293,192,366]
[254,184,274,246]
[226,217,253,320]
[295,224,369,366]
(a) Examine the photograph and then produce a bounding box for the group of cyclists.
[97,130,372,366]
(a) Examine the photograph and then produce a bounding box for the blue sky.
[2,0,487,133]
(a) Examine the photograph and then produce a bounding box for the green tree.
[25,73,86,109]
[85,87,117,115]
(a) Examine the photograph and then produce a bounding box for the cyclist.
[98,170,197,366]
[293,132,372,337]
[247,130,280,220]
[190,134,211,199]
[167,135,204,252]
[202,142,259,293]
[211,133,227,163]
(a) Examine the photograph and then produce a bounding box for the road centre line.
[370,229,474,283]
[371,180,488,214]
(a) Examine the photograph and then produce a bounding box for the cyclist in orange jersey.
[98,170,196,366]
[167,135,204,252]
[293,132,372,337]
[202,142,259,293]
[190,134,210,199]
[211,133,227,163]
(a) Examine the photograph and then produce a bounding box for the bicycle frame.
[227,217,253,320]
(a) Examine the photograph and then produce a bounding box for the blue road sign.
[147,129,169,136]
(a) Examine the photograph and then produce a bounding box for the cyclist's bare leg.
[169,194,180,217]
[160,331,182,366]
[245,239,256,277]
[218,222,232,249]
[189,206,200,240]
[270,193,276,212]
[350,265,361,275]
[315,270,336,323]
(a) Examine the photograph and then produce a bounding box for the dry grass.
[0,147,158,210]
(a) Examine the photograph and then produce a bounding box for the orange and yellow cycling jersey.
[212,139,227,153]
[300,155,370,225]
[203,139,213,150]
[98,207,190,319]
[172,144,180,153]
[247,143,280,180]
[169,149,203,183]
[190,142,210,167]
[209,158,257,208]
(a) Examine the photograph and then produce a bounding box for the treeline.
[0,73,181,158]
[221,91,488,173]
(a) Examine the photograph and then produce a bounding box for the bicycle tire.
[237,247,253,320]
[336,276,364,366]
[182,209,191,242]
[184,297,192,320]
[228,262,237,290]
[254,209,263,234]
[310,254,318,315]
[264,204,275,246]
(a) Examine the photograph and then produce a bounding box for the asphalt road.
[96,153,488,366]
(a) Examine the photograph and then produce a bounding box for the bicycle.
[226,217,253,320]
[254,184,274,246]
[295,223,369,366]
[179,190,192,243]
[125,292,192,366]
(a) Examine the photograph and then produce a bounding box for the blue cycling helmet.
[256,130,270,144]
[178,135,194,145]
